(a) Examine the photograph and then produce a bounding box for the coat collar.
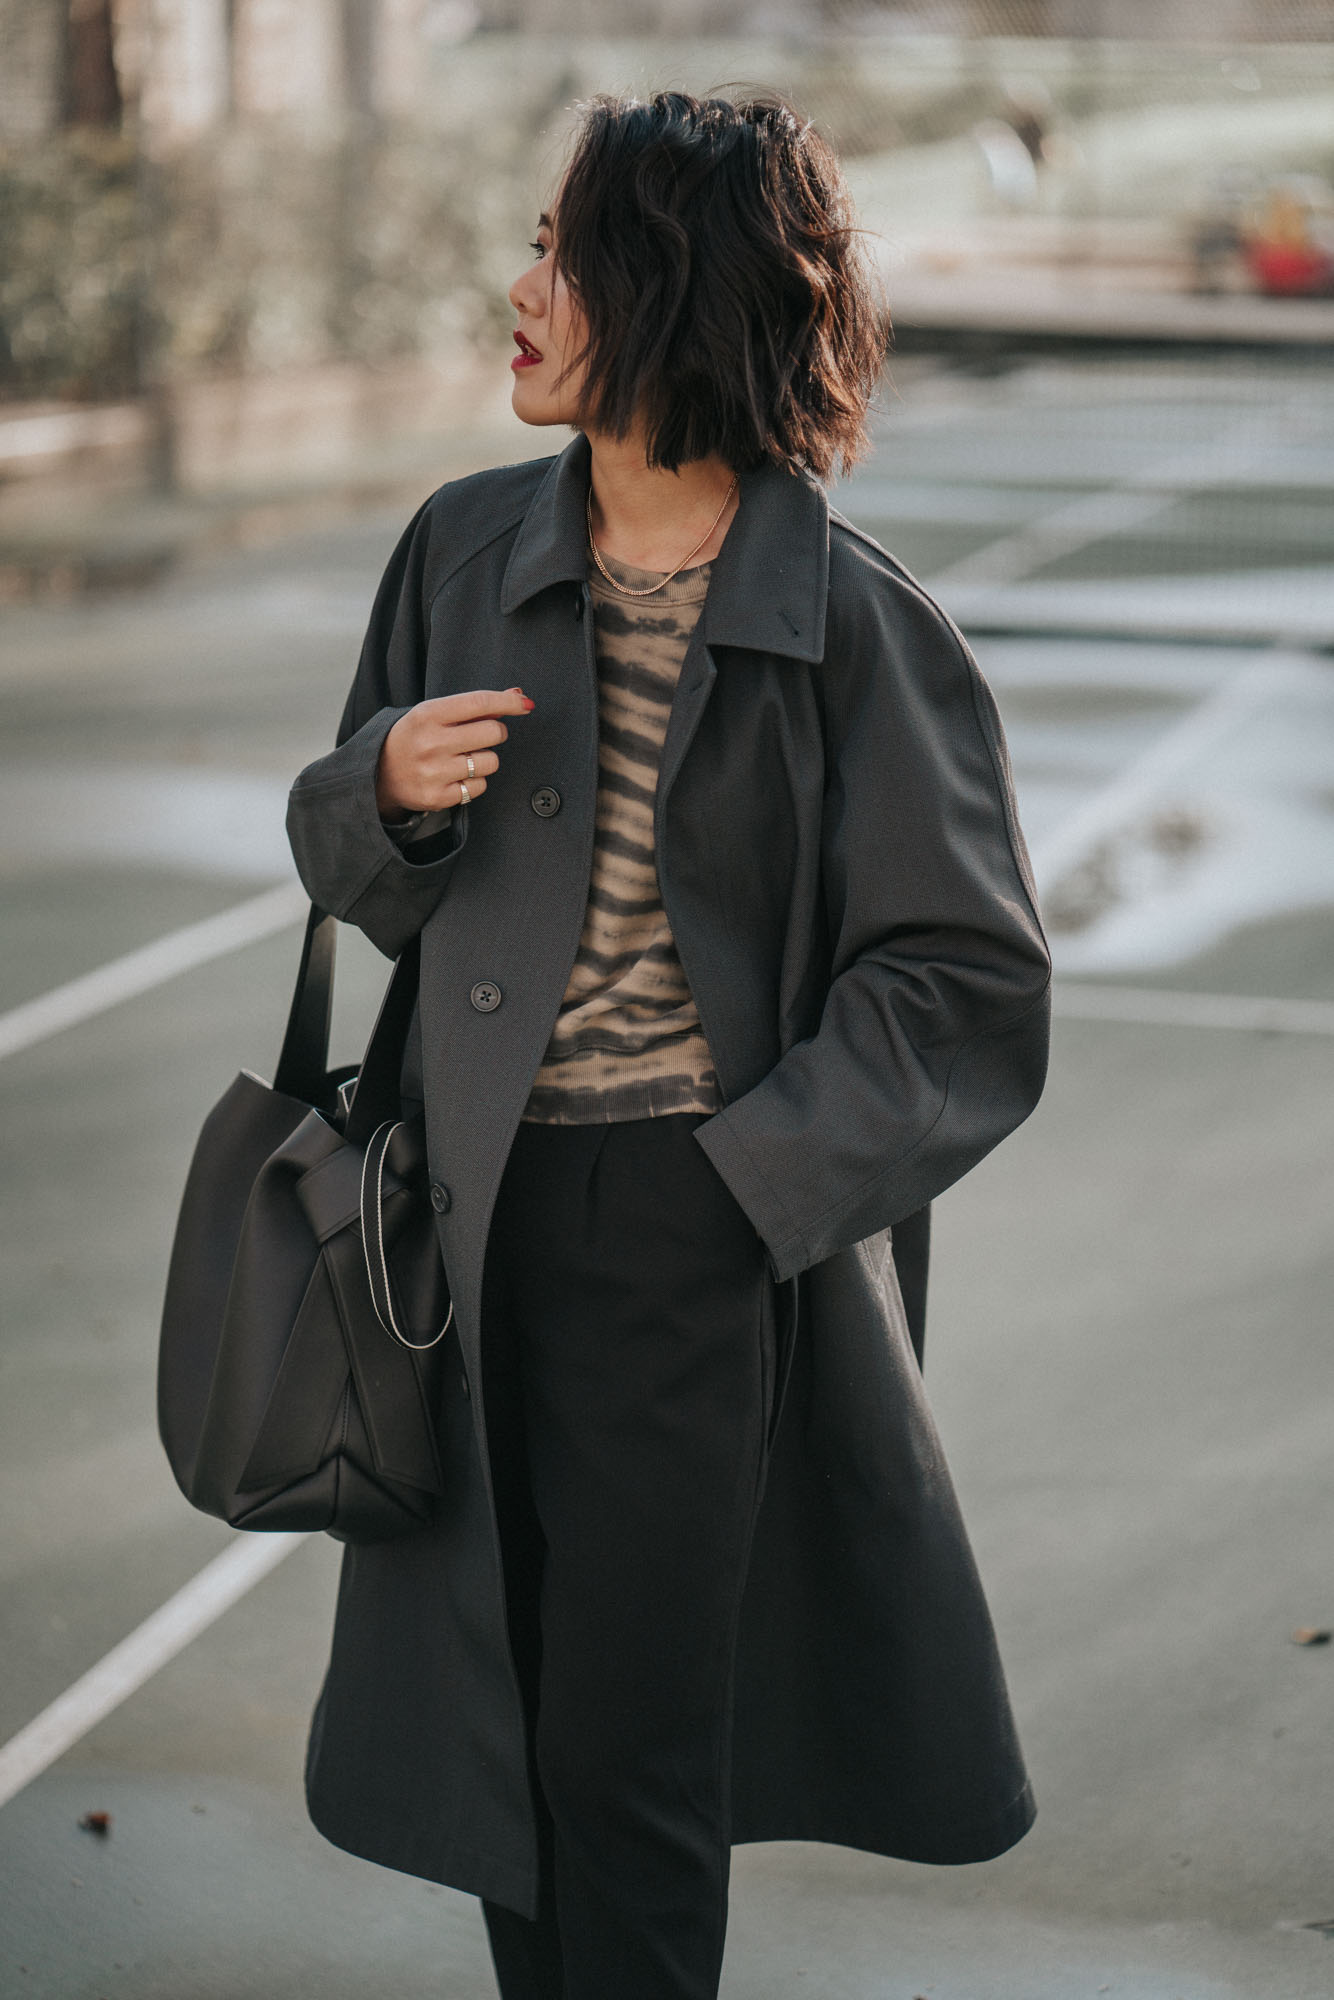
[499,429,828,663]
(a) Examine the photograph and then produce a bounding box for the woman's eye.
[528,241,546,259]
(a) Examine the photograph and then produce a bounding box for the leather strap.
[270,902,421,1133]
[359,1118,455,1350]
[344,932,422,1144]
[273,903,337,1106]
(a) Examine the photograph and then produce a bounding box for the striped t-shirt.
[520,547,723,1125]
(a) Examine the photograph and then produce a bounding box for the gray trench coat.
[286,429,1051,1918]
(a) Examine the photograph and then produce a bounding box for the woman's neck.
[584,429,739,572]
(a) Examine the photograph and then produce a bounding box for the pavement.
[2,350,1334,1999]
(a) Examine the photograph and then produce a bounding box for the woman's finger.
[438,716,511,755]
[450,749,501,783]
[378,687,534,816]
[410,747,500,803]
[426,687,535,728]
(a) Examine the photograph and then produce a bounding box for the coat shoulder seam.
[824,513,1047,941]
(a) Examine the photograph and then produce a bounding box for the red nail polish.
[520,696,536,711]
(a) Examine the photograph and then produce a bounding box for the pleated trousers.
[477,1111,778,2000]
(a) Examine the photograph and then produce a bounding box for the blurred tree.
[63,0,121,125]
[341,0,377,117]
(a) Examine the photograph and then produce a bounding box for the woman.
[286,89,1050,2000]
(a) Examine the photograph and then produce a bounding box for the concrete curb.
[0,348,533,598]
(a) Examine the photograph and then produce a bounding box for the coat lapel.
[499,429,831,666]
[498,429,831,839]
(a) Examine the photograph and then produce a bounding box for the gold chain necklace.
[585,474,737,598]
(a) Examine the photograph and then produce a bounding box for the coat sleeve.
[285,498,469,959]
[694,560,1051,1284]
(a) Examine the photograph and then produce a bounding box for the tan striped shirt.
[520,548,723,1125]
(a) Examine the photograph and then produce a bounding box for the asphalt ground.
[2,353,1333,1999]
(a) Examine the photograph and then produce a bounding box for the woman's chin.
[510,382,564,427]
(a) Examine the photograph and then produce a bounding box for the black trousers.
[478,1112,778,2000]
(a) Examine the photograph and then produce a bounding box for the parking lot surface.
[2,354,1333,1999]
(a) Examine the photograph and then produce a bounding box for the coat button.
[530,786,561,817]
[429,1181,451,1214]
[470,980,502,1013]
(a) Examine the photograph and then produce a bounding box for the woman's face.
[507,211,589,429]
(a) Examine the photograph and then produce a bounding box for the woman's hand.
[375,686,536,820]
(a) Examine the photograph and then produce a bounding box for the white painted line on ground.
[0,1532,308,1810]
[0,879,308,1062]
[941,584,1334,648]
[928,486,1177,590]
[923,416,1286,595]
[1054,984,1334,1036]
[1025,655,1296,899]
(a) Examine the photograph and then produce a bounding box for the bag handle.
[269,903,421,1136]
[270,906,447,1344]
[359,1119,456,1351]
[272,903,338,1107]
[343,935,450,1348]
[343,933,422,1145]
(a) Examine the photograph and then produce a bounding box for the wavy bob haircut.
[547,89,892,483]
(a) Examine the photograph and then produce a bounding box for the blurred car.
[1242,175,1334,297]
[1188,170,1334,298]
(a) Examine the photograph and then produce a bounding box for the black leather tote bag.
[157,903,452,1544]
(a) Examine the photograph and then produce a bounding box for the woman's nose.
[508,267,543,317]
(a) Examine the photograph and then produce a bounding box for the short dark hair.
[548,89,891,483]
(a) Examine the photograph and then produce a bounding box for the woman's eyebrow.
[538,212,553,230]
